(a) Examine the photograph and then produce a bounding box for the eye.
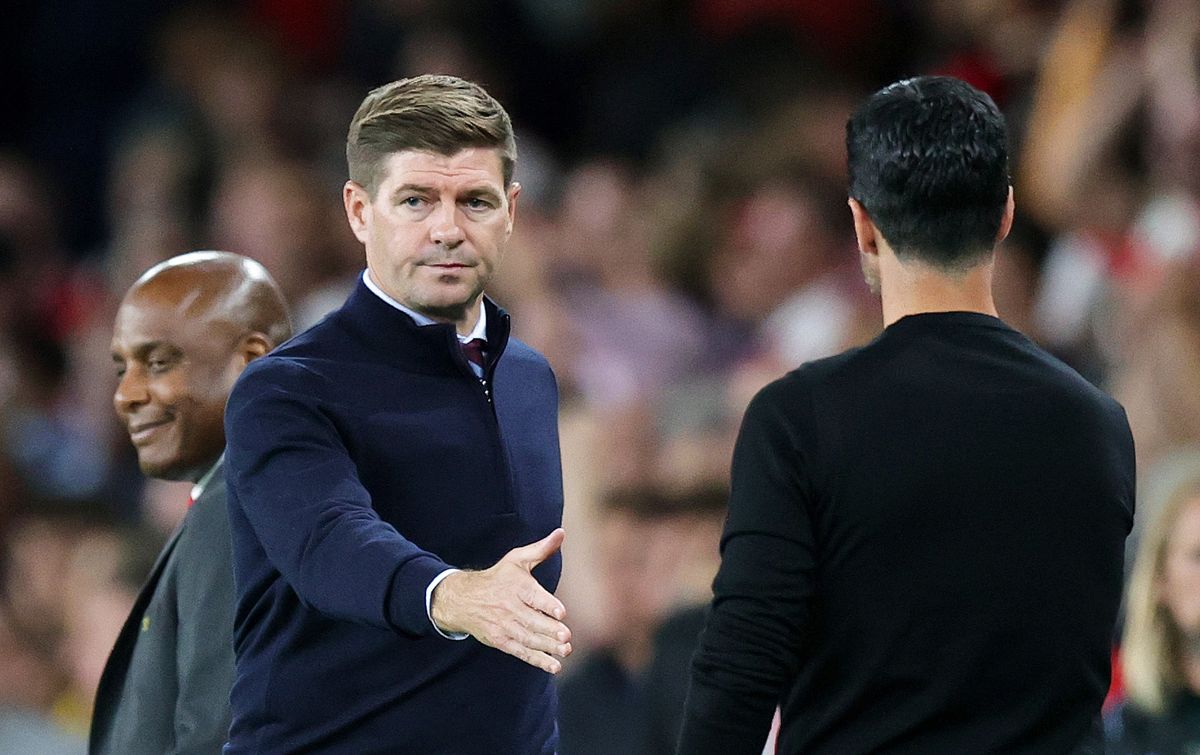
[401,196,427,209]
[464,197,493,211]
[148,358,171,374]
[115,365,126,379]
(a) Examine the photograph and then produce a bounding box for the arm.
[224,361,450,634]
[677,383,817,754]
[1017,0,1140,228]
[225,359,572,669]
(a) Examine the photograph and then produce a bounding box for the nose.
[114,366,149,416]
[429,203,465,248]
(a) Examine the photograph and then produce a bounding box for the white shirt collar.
[190,453,224,502]
[362,269,487,343]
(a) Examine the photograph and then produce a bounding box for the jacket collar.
[337,276,511,375]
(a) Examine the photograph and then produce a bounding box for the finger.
[516,607,572,646]
[521,582,567,622]
[507,528,565,570]
[499,638,564,675]
[507,619,572,659]
[513,614,572,656]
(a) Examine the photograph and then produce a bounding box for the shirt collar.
[362,269,487,343]
[190,454,224,502]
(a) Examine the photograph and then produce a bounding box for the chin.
[136,453,192,482]
[138,463,189,482]
[417,290,484,316]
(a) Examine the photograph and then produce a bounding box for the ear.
[505,182,521,237]
[848,198,879,256]
[996,186,1015,244]
[343,180,372,244]
[234,332,272,369]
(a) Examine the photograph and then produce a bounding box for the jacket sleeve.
[224,358,451,636]
[170,494,235,753]
[677,380,817,754]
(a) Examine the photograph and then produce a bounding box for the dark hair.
[846,76,1010,268]
[600,484,728,519]
[347,74,516,196]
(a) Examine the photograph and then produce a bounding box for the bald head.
[126,251,292,347]
[113,252,292,482]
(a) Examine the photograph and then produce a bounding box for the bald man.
[91,252,291,755]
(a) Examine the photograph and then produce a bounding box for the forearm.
[677,544,806,754]
[677,611,784,754]
[677,385,816,752]
[226,372,451,633]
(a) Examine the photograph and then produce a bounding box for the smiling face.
[111,286,242,482]
[343,147,519,330]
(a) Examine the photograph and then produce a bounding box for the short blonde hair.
[1122,473,1200,713]
[346,74,516,197]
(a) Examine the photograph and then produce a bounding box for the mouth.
[428,262,472,270]
[128,418,172,443]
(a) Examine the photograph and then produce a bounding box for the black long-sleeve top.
[679,312,1134,754]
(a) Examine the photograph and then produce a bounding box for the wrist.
[429,569,470,638]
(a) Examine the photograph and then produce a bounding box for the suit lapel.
[90,521,185,747]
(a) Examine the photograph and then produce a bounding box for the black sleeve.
[677,379,818,754]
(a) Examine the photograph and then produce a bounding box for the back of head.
[846,76,1010,269]
[346,74,517,197]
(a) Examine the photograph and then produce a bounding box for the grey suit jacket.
[90,459,236,754]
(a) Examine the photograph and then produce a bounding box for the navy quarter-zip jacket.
[223,280,563,754]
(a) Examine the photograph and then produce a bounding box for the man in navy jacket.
[223,75,571,754]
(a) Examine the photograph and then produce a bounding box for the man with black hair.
[678,76,1134,754]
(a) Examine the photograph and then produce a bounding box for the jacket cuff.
[386,554,455,636]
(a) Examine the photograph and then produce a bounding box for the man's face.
[1160,497,1200,639]
[598,512,680,637]
[111,289,240,482]
[344,148,519,324]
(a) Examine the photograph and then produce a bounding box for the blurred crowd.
[2,0,1199,751]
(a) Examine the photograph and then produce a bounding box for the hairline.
[359,147,515,201]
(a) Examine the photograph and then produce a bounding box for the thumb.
[509,528,565,570]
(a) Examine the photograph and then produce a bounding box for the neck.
[362,269,483,336]
[879,250,998,327]
[411,297,484,337]
[449,300,482,337]
[182,455,221,485]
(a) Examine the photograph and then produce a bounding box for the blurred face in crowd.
[344,148,519,330]
[111,282,243,482]
[709,181,836,322]
[598,510,680,641]
[1160,496,1200,640]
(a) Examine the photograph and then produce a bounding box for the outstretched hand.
[429,528,572,674]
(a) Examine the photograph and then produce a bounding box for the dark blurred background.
[2,0,1199,750]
